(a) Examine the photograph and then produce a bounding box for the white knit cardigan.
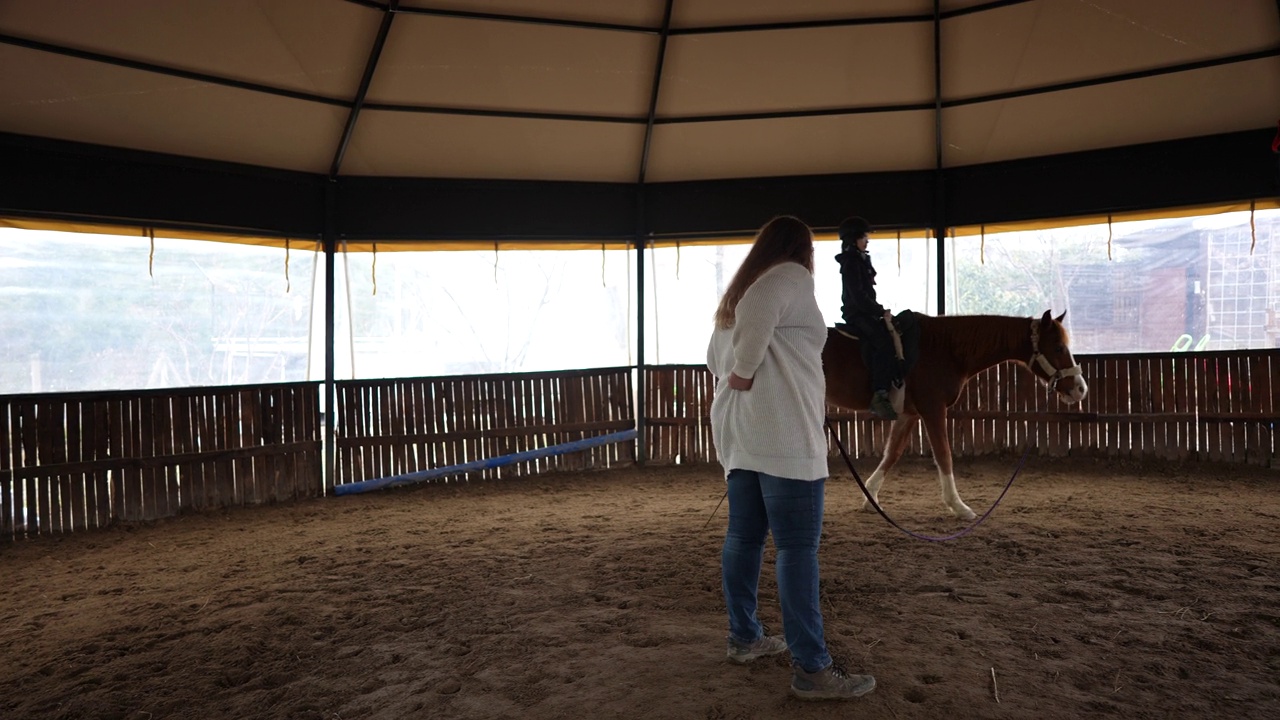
[706,261,828,481]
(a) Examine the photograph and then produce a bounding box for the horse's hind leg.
[919,409,976,520]
[860,415,917,512]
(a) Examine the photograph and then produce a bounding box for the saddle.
[835,310,922,415]
[834,310,921,364]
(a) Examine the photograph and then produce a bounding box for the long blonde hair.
[713,216,815,329]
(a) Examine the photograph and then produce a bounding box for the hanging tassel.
[148,228,155,278]
[494,241,500,284]
[371,242,378,296]
[675,240,681,280]
[284,238,291,293]
[1107,215,1113,260]
[980,225,985,265]
[896,231,902,272]
[1250,200,1257,255]
[601,243,607,287]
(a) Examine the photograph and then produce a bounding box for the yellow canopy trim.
[5,197,1276,251]
[946,200,1280,237]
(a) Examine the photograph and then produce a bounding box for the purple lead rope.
[824,418,1032,542]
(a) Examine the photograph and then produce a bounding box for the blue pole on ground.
[333,428,638,496]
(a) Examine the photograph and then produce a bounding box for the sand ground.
[2,454,1278,719]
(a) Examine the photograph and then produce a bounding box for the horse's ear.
[1054,311,1066,323]
[1040,310,1053,324]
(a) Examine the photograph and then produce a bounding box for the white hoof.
[860,498,880,513]
[951,504,976,521]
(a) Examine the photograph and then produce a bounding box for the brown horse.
[823,310,1088,519]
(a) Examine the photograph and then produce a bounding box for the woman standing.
[707,215,876,701]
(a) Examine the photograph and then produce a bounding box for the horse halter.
[1029,317,1082,387]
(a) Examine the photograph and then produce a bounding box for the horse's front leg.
[860,415,917,512]
[919,407,975,520]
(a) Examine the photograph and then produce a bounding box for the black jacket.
[835,247,885,320]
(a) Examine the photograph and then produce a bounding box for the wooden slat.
[1005,363,1025,452]
[434,380,451,473]
[338,384,356,487]
[16,402,34,534]
[1245,355,1267,465]
[1084,357,1101,453]
[62,399,84,532]
[237,390,257,504]
[1106,357,1123,457]
[462,377,479,473]
[500,377,519,475]
[1136,356,1152,456]
[481,378,499,478]
[264,388,284,503]
[997,365,1014,453]
[121,398,145,522]
[215,392,238,506]
[34,401,58,534]
[620,370,637,464]
[171,394,194,512]
[1204,356,1225,462]
[379,383,394,480]
[403,380,421,477]
[1175,354,1194,461]
[412,379,427,474]
[505,377,522,476]
[1150,356,1170,459]
[1229,354,1249,464]
[298,385,316,496]
[499,377,516,475]
[1,401,13,538]
[348,385,366,485]
[1262,353,1278,466]
[372,382,386,481]
[275,387,292,500]
[449,377,465,471]
[984,365,999,455]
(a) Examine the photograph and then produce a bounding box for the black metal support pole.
[323,182,338,492]
[633,0,675,465]
[635,212,647,464]
[933,0,948,315]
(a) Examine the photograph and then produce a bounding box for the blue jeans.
[722,469,831,673]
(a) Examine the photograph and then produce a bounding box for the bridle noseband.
[1029,318,1082,388]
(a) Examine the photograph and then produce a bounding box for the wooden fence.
[0,382,322,539]
[332,367,635,489]
[4,351,1274,539]
[644,349,1278,467]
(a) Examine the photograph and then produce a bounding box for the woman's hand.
[727,372,754,391]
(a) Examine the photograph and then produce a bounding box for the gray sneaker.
[726,634,788,664]
[791,663,876,700]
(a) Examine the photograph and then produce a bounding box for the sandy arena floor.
[2,454,1278,720]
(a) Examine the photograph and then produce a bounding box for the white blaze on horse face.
[1056,350,1088,404]
[1062,372,1088,404]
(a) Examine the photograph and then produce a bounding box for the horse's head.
[1030,310,1088,404]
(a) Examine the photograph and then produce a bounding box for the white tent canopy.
[1,0,1278,240]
